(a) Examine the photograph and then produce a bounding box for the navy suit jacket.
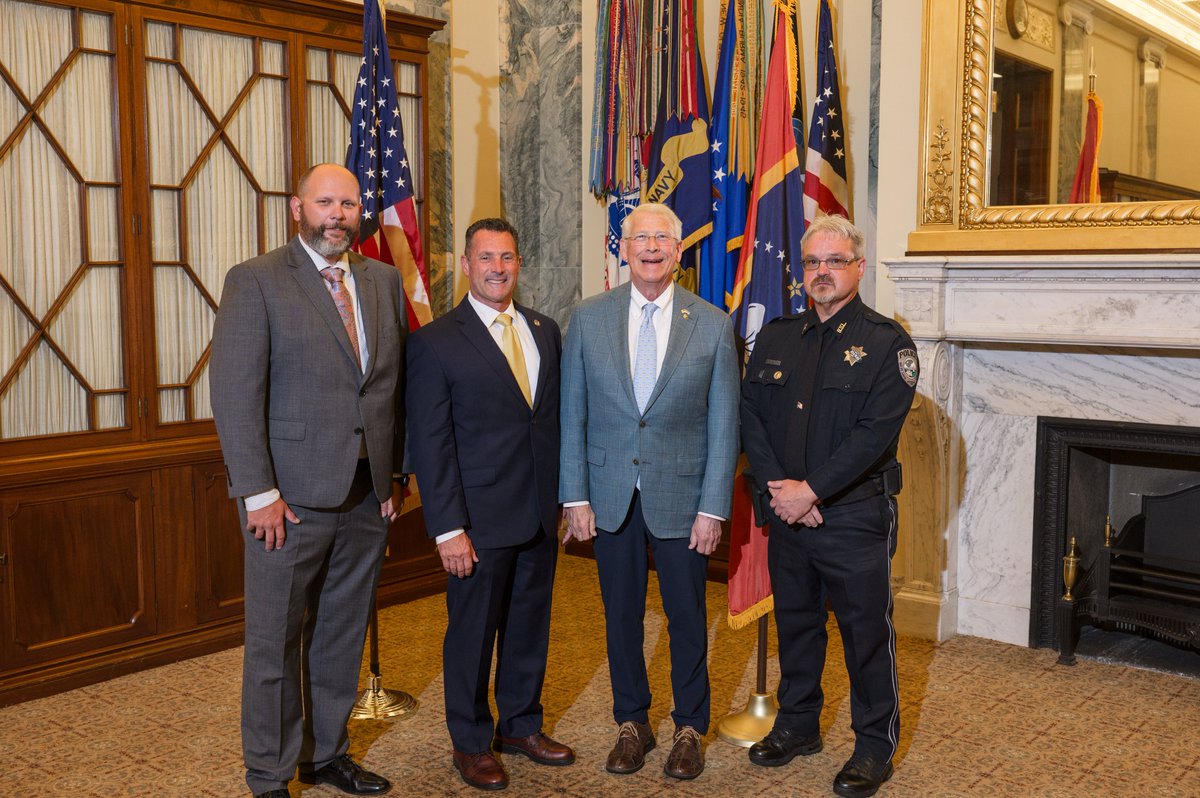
[406,297,561,549]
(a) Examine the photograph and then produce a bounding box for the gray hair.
[621,202,683,241]
[800,214,864,260]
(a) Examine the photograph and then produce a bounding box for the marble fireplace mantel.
[879,254,1200,646]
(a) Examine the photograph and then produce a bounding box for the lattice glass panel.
[261,40,284,76]
[307,47,327,81]
[81,11,111,51]
[152,189,179,262]
[0,297,34,378]
[144,21,173,60]
[1,341,86,438]
[193,360,211,420]
[185,145,257,299]
[145,62,215,186]
[154,265,214,384]
[179,27,252,121]
[159,388,185,424]
[0,130,82,318]
[0,80,21,153]
[40,52,116,182]
[308,84,349,168]
[95,393,125,429]
[0,0,71,99]
[264,195,289,253]
[334,52,359,110]
[87,186,120,262]
[227,76,287,193]
[397,61,417,94]
[47,267,124,391]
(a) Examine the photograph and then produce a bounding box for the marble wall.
[887,256,1200,646]
[499,0,583,327]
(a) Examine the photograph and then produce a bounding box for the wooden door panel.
[0,474,154,667]
[193,462,244,623]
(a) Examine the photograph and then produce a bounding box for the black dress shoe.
[747,727,823,767]
[298,753,391,795]
[833,754,894,798]
[253,791,291,798]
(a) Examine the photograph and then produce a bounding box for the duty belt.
[821,464,902,508]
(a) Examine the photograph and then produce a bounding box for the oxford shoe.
[833,754,894,798]
[453,750,509,791]
[604,720,656,774]
[297,753,390,795]
[494,731,576,766]
[748,727,823,767]
[663,725,704,780]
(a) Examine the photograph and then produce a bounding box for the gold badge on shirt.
[844,345,867,366]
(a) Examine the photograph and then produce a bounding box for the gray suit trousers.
[241,466,388,794]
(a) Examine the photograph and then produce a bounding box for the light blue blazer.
[559,282,740,539]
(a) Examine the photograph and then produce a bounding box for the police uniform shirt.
[741,293,919,506]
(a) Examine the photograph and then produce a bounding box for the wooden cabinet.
[0,440,441,706]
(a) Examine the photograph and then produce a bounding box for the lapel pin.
[532,319,541,327]
[680,308,690,320]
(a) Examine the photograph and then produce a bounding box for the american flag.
[803,0,850,223]
[346,0,432,328]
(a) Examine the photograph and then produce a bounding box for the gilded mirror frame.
[908,0,1200,253]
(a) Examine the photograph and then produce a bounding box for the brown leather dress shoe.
[605,720,656,774]
[663,725,704,780]
[453,750,509,791]
[495,731,576,766]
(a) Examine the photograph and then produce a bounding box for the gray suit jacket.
[559,282,739,538]
[210,237,407,508]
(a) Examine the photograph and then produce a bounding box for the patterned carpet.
[3,554,1198,797]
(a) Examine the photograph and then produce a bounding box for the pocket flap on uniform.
[821,369,873,393]
[268,418,307,440]
[749,365,790,386]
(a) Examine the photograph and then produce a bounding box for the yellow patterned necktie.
[495,313,532,407]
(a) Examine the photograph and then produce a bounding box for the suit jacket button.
[354,427,363,435]
[632,458,639,465]
[359,388,367,397]
[639,420,647,428]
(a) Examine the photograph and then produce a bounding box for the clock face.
[1007,0,1029,38]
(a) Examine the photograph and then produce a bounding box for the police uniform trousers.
[593,491,711,733]
[768,493,900,761]
[240,458,389,795]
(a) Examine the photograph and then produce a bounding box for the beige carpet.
[3,554,1198,797]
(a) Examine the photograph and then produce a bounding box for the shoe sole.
[832,763,894,798]
[748,738,823,767]
[453,759,509,791]
[604,740,657,775]
[496,742,576,767]
[663,764,703,780]
[295,775,392,795]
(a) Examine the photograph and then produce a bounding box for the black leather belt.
[821,465,902,508]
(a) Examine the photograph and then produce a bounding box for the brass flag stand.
[717,615,777,746]
[351,598,417,719]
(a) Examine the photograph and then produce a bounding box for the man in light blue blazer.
[559,202,739,781]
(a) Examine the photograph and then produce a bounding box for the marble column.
[1137,39,1164,182]
[1056,1,1093,202]
[499,0,583,327]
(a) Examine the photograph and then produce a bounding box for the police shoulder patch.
[897,348,919,388]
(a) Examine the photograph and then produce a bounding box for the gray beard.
[301,222,355,259]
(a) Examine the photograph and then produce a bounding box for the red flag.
[346,0,433,329]
[727,470,772,627]
[1069,91,1103,204]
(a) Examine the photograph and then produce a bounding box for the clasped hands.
[561,504,722,555]
[766,478,824,527]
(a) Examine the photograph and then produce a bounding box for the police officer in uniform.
[740,215,918,798]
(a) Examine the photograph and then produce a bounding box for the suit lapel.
[517,302,551,411]
[287,238,361,373]
[349,253,378,379]
[644,286,698,412]
[454,299,530,409]
[607,283,637,409]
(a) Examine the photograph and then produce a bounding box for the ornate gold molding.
[924,119,953,224]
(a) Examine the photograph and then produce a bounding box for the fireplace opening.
[1030,418,1200,673]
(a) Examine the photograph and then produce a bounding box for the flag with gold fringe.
[1069,90,1103,203]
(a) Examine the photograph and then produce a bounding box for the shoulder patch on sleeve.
[897,348,919,388]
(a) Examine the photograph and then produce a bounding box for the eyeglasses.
[800,256,859,271]
[625,232,677,246]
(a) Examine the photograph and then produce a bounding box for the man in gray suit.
[559,202,739,781]
[210,163,405,798]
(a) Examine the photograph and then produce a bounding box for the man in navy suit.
[559,203,740,780]
[406,218,573,791]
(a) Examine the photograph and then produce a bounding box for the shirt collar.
[802,293,864,337]
[297,235,350,274]
[467,291,517,328]
[630,282,673,314]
